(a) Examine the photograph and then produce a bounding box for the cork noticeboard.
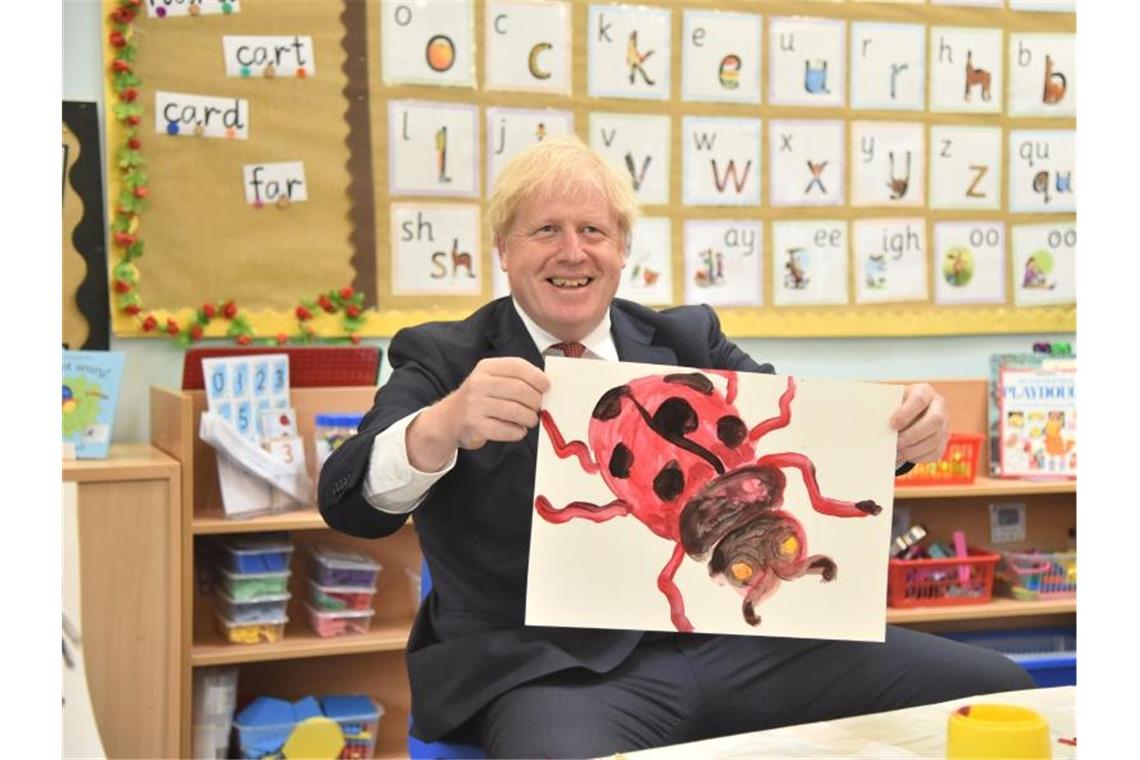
[102,0,1075,340]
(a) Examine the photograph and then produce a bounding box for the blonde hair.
[487,134,641,248]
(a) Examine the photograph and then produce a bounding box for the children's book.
[62,350,125,459]
[988,353,1076,478]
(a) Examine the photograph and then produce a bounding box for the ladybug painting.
[536,371,882,632]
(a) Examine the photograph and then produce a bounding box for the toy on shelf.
[233,694,384,759]
[214,533,296,645]
[887,527,1000,608]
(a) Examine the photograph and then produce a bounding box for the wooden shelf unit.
[151,384,422,759]
[150,378,1075,758]
[63,443,182,760]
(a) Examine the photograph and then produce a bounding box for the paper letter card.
[929,126,1002,210]
[1009,34,1075,117]
[391,203,482,296]
[933,221,1006,305]
[590,113,671,206]
[62,350,125,460]
[146,0,241,19]
[930,27,1003,114]
[682,117,761,206]
[681,10,762,104]
[769,17,846,107]
[242,162,308,206]
[850,22,925,111]
[618,217,672,306]
[1009,130,1075,213]
[683,220,762,307]
[487,108,574,189]
[851,121,925,207]
[485,0,572,94]
[772,221,849,306]
[588,4,671,100]
[853,218,928,304]
[156,91,249,140]
[389,101,479,197]
[1011,223,1076,307]
[769,120,844,207]
[222,36,315,78]
[381,0,475,87]
[528,357,902,641]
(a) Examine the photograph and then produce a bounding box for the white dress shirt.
[362,298,617,514]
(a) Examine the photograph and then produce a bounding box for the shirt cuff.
[362,409,458,514]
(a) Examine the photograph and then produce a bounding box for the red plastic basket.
[887,548,1000,608]
[895,432,983,486]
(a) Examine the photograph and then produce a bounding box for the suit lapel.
[610,305,678,366]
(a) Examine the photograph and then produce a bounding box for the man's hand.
[406,357,550,471]
[890,383,950,466]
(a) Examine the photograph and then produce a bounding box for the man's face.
[499,187,627,342]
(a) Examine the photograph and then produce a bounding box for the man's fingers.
[891,384,933,430]
[482,397,540,430]
[899,428,945,463]
[482,357,550,395]
[483,376,545,412]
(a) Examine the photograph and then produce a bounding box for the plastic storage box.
[308,579,377,612]
[997,550,1077,600]
[321,694,384,760]
[215,611,288,645]
[308,543,382,587]
[944,628,1076,687]
[887,548,1001,608]
[220,535,295,573]
[215,589,291,623]
[220,567,292,601]
[894,432,983,486]
[304,603,375,638]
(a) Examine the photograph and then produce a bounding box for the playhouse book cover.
[62,350,125,459]
[989,353,1076,478]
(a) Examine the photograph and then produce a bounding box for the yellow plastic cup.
[946,703,1052,759]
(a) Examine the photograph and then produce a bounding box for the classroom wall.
[64,0,1075,444]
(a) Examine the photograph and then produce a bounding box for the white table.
[618,686,1075,759]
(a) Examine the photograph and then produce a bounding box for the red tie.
[551,342,587,359]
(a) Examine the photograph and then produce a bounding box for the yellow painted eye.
[731,562,753,582]
[781,536,799,556]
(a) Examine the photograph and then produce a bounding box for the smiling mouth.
[548,277,592,289]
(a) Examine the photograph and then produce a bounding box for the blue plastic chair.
[407,560,486,760]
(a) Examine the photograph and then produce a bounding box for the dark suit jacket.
[318,297,773,742]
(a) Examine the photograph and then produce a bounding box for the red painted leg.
[705,370,739,405]
[657,542,693,632]
[539,410,600,474]
[741,570,780,626]
[755,452,882,517]
[534,496,632,523]
[749,376,797,441]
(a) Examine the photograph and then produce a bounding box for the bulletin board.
[102,0,1075,342]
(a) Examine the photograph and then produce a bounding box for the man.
[319,135,1032,758]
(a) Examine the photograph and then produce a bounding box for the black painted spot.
[716,415,747,448]
[609,443,634,479]
[593,386,629,420]
[664,373,714,395]
[652,397,698,437]
[653,460,685,502]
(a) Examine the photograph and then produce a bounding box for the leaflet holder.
[199,411,312,518]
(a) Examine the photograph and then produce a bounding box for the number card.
[201,354,291,441]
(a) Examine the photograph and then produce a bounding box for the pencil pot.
[894,433,983,486]
[887,548,1000,608]
[996,550,1076,601]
